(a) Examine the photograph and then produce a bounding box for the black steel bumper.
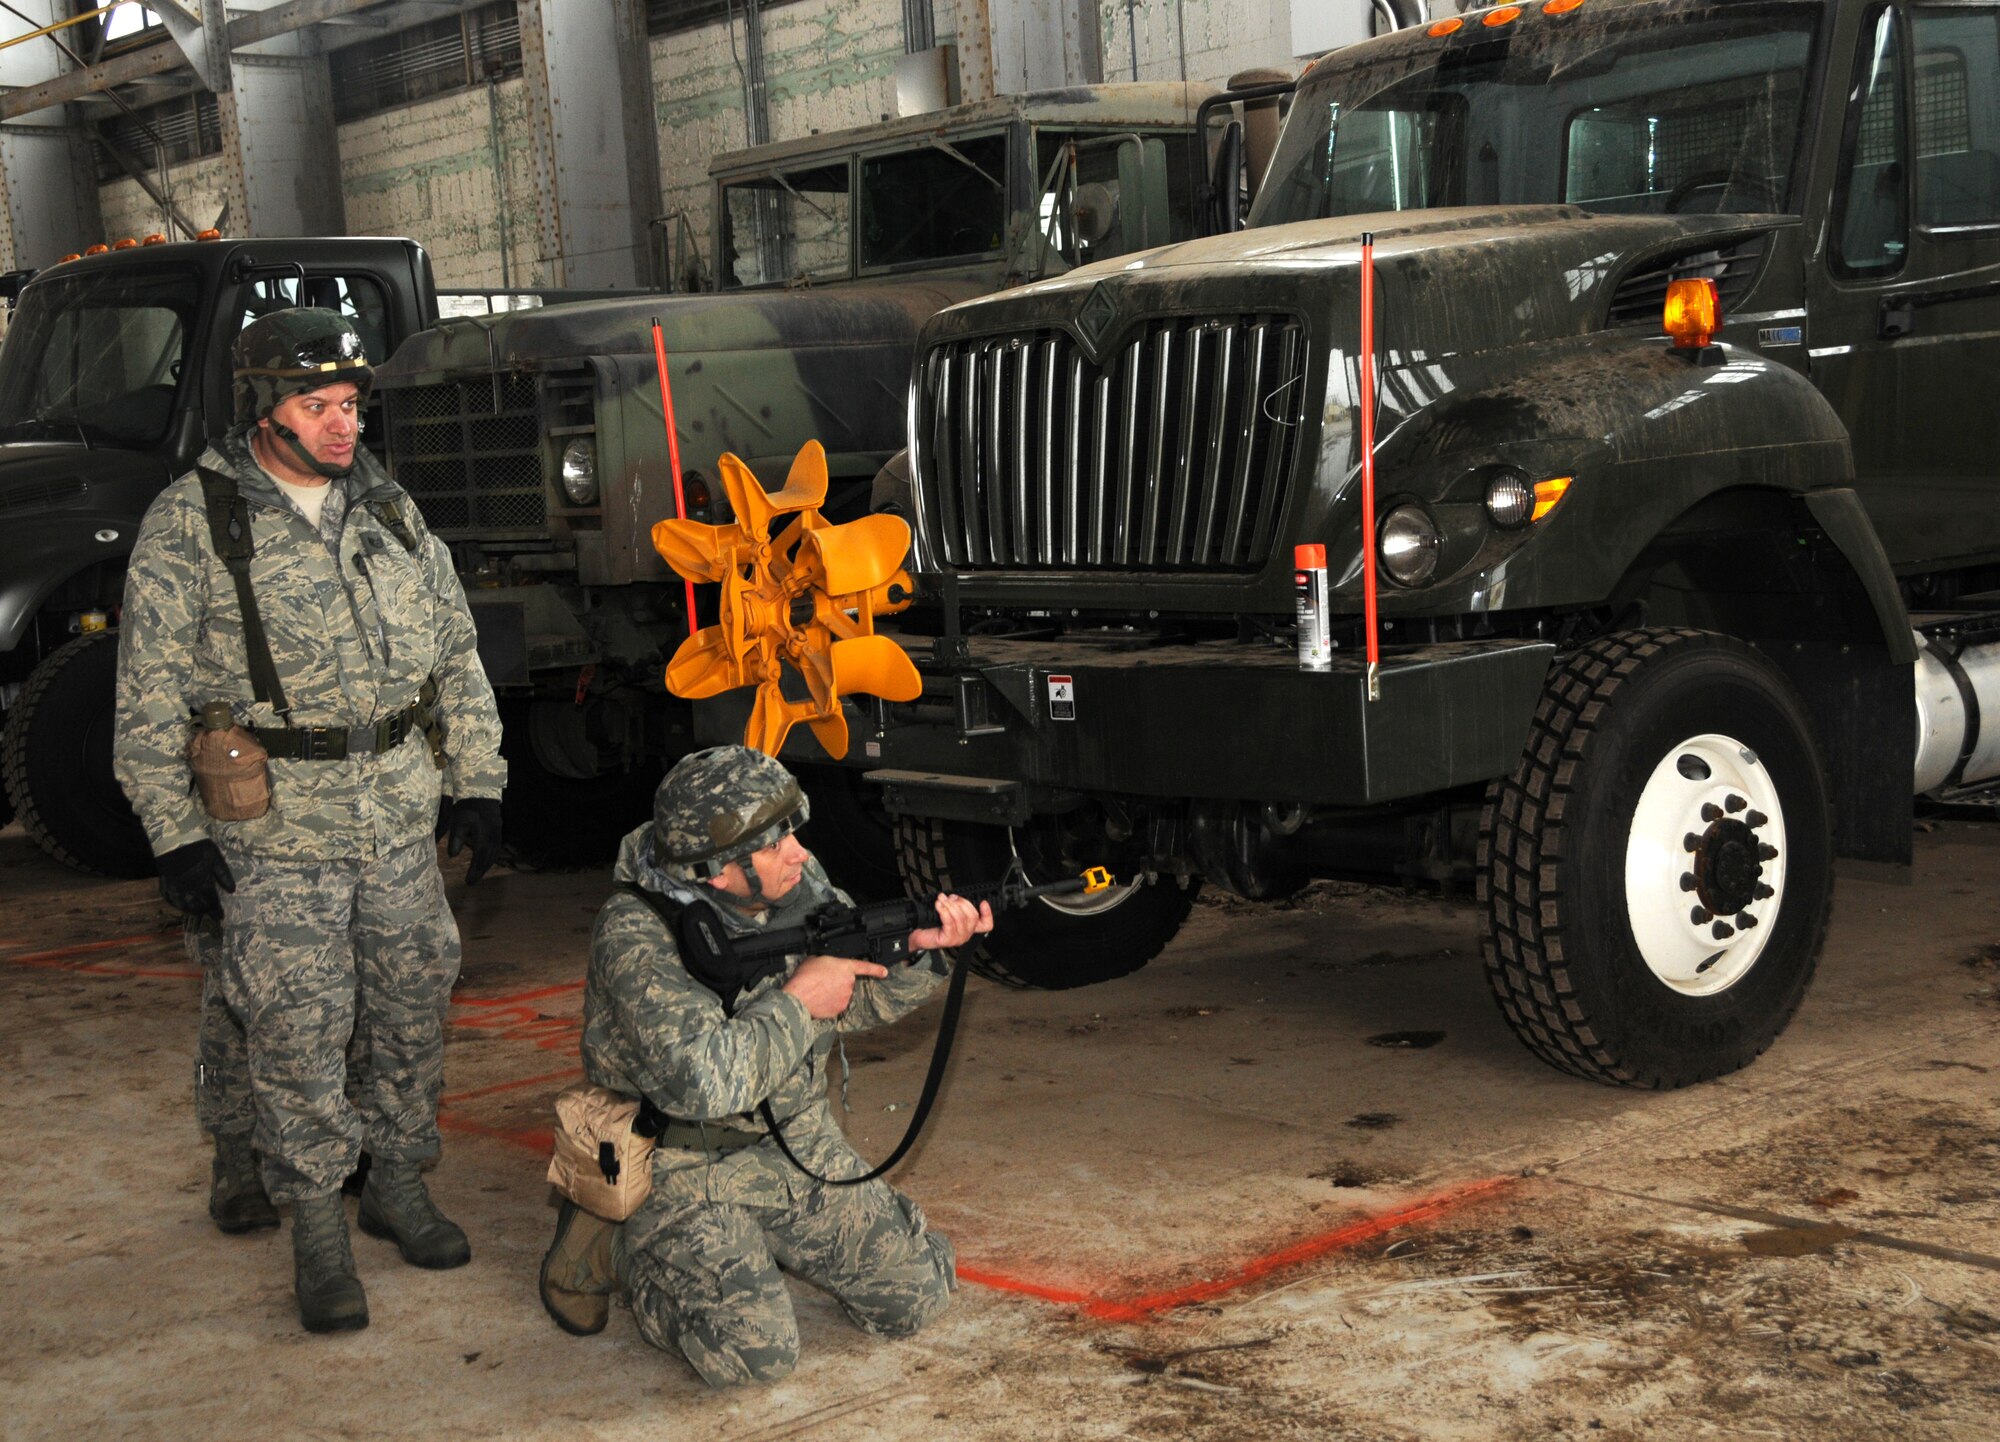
[696,634,1555,817]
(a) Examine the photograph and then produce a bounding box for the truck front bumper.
[696,634,1556,816]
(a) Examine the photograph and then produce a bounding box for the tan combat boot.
[208,1132,279,1235]
[358,1160,471,1269]
[539,1199,619,1336]
[292,1191,368,1333]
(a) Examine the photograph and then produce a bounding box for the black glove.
[157,840,236,922]
[446,797,504,885]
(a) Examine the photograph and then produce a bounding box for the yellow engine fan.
[651,441,921,759]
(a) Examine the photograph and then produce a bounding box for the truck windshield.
[1252,1,1820,226]
[0,264,198,446]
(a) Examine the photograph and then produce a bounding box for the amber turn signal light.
[1532,477,1573,522]
[1664,278,1721,349]
[1483,6,1524,25]
[1542,0,1587,13]
[1428,17,1464,34]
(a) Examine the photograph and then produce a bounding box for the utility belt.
[635,1097,770,1155]
[250,701,424,762]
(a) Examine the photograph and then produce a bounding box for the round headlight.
[560,438,598,505]
[1379,504,1442,586]
[1484,468,1533,528]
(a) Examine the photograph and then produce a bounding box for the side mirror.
[1114,136,1172,255]
[1211,121,1244,235]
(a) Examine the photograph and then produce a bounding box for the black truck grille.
[916,315,1307,571]
[385,373,560,536]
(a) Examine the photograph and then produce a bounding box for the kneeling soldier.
[541,745,989,1384]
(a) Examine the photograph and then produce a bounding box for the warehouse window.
[79,0,164,53]
[93,92,221,182]
[644,0,806,37]
[328,1,522,123]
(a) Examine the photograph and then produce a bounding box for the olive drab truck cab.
[710,0,2000,1087]
[0,237,439,875]
[364,85,1222,873]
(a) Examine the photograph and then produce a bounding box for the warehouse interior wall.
[53,0,1369,287]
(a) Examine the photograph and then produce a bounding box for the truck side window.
[1833,7,1909,276]
[719,163,852,287]
[1908,7,2000,229]
[236,273,392,364]
[859,134,1006,270]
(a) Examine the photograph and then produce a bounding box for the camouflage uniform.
[114,424,504,1203]
[580,792,956,1386]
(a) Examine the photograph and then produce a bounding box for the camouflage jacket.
[582,823,943,1210]
[112,432,505,860]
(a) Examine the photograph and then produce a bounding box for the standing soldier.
[539,746,988,1384]
[112,308,506,1334]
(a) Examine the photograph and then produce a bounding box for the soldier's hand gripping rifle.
[675,867,1115,1003]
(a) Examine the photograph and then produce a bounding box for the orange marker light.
[112,237,137,250]
[1483,6,1524,25]
[58,252,80,264]
[195,228,222,241]
[83,242,109,255]
[1532,476,1573,522]
[1664,277,1722,348]
[141,233,167,245]
[1428,17,1464,34]
[1542,0,1586,13]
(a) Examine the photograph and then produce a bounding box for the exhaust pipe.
[1912,632,2000,796]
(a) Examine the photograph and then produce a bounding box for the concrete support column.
[0,0,104,269]
[517,0,655,289]
[202,8,344,236]
[952,0,1101,97]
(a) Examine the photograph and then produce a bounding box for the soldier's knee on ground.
[846,1229,956,1339]
[684,1329,800,1388]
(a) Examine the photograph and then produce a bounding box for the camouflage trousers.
[616,1178,956,1386]
[191,936,370,1140]
[206,836,461,1202]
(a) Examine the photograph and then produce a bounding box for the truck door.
[1808,2,2000,570]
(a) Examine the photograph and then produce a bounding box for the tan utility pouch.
[187,705,270,821]
[547,1084,654,1222]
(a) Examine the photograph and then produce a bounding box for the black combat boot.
[208,1132,279,1235]
[292,1192,368,1333]
[358,1160,471,1269]
[539,1199,618,1335]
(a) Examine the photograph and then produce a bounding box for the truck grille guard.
[383,371,595,539]
[913,313,1309,572]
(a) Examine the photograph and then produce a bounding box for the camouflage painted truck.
[369,84,1223,872]
[704,0,2000,1088]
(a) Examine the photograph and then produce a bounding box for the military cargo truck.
[721,0,2000,1088]
[368,84,1220,872]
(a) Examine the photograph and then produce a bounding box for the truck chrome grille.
[384,373,545,536]
[916,315,1307,571]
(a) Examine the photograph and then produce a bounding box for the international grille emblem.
[1074,282,1118,360]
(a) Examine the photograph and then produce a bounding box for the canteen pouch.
[547,1084,654,1222]
[187,705,271,821]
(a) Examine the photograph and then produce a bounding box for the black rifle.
[624,866,1114,1187]
[672,866,1114,1003]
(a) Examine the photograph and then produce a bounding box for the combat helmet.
[233,308,373,476]
[653,746,809,893]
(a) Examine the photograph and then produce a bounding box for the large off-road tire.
[795,764,902,901]
[1479,628,1832,1089]
[894,815,1198,988]
[497,701,661,868]
[0,697,14,833]
[1,631,155,877]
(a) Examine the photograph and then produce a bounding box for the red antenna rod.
[1359,234,1380,702]
[650,318,699,639]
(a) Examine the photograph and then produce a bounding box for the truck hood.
[376,278,992,386]
[0,442,168,516]
[954,206,1786,354]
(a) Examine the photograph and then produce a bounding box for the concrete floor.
[2,817,1997,1442]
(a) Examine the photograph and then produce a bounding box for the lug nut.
[1758,843,1778,861]
[1684,833,1702,852]
[1701,803,1722,822]
[1690,906,1711,925]
[1711,920,1735,940]
[1746,810,1768,827]
[1680,872,1698,892]
[1736,912,1757,929]
[1754,882,1775,900]
[1725,794,1747,813]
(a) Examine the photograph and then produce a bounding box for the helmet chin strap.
[268,417,356,480]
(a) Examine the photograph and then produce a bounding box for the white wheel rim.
[1007,828,1140,916]
[1624,733,1786,996]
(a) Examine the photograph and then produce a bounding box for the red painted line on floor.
[958,1176,1514,1322]
[1,928,182,967]
[441,1066,582,1104]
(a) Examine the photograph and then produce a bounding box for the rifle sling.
[196,465,289,718]
[617,880,969,1189]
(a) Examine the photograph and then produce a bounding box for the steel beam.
[0,0,387,122]
[518,0,645,288]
